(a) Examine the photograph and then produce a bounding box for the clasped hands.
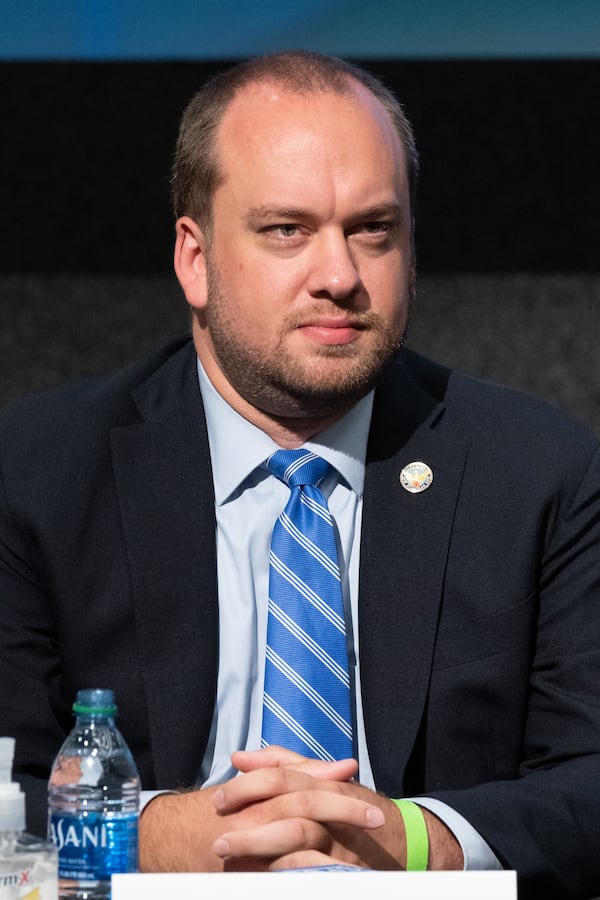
[211,746,403,871]
[140,745,460,873]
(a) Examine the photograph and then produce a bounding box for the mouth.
[296,317,367,346]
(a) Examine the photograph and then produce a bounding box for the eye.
[359,221,394,236]
[259,223,309,251]
[348,220,398,250]
[264,224,300,238]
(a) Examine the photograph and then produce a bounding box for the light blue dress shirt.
[141,358,501,871]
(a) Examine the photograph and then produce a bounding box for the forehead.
[213,79,408,203]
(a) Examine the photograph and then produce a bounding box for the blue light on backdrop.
[2,0,600,60]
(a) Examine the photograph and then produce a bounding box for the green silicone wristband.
[390,799,429,871]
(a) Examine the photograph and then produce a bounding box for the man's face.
[187,79,414,423]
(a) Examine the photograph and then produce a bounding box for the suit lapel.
[359,355,467,796]
[110,343,218,789]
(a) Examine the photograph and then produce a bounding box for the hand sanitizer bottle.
[0,736,58,899]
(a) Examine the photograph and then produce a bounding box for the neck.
[196,347,351,449]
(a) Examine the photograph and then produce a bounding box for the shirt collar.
[197,359,373,505]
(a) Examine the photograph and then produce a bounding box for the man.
[1,51,600,897]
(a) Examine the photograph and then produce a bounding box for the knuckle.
[289,817,311,848]
[304,792,323,821]
[264,767,286,791]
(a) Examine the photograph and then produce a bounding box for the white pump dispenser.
[0,736,58,899]
[0,738,26,832]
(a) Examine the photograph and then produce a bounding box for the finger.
[215,789,385,836]
[292,757,358,782]
[213,766,309,811]
[214,765,351,812]
[213,817,330,860]
[270,851,362,871]
[232,748,357,783]
[231,747,306,771]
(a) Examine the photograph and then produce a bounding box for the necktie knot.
[268,449,330,489]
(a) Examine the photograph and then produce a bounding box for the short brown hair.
[171,50,419,229]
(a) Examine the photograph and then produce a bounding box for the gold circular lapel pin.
[400,461,434,493]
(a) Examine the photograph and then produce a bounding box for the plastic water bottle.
[48,689,140,899]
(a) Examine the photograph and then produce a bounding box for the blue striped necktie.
[261,448,353,761]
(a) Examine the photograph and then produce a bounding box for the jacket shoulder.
[0,336,194,443]
[398,348,599,459]
[0,336,192,430]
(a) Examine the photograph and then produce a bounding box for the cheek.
[233,259,305,310]
[364,256,410,315]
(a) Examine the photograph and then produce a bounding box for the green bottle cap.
[72,688,117,716]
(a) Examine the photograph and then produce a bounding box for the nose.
[306,231,363,301]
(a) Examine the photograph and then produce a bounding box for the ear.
[174,216,209,310]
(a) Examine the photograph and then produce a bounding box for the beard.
[202,256,413,421]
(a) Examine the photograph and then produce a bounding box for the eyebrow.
[350,202,403,221]
[246,202,403,223]
[246,206,312,222]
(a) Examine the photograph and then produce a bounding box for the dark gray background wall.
[2,272,598,434]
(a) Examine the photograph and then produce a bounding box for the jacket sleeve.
[429,442,600,899]
[0,454,71,836]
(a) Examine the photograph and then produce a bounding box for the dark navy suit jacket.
[2,336,600,898]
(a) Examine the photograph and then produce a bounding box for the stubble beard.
[203,259,412,421]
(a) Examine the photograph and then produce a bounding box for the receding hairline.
[206,50,382,100]
[171,51,419,225]
[216,74,408,154]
